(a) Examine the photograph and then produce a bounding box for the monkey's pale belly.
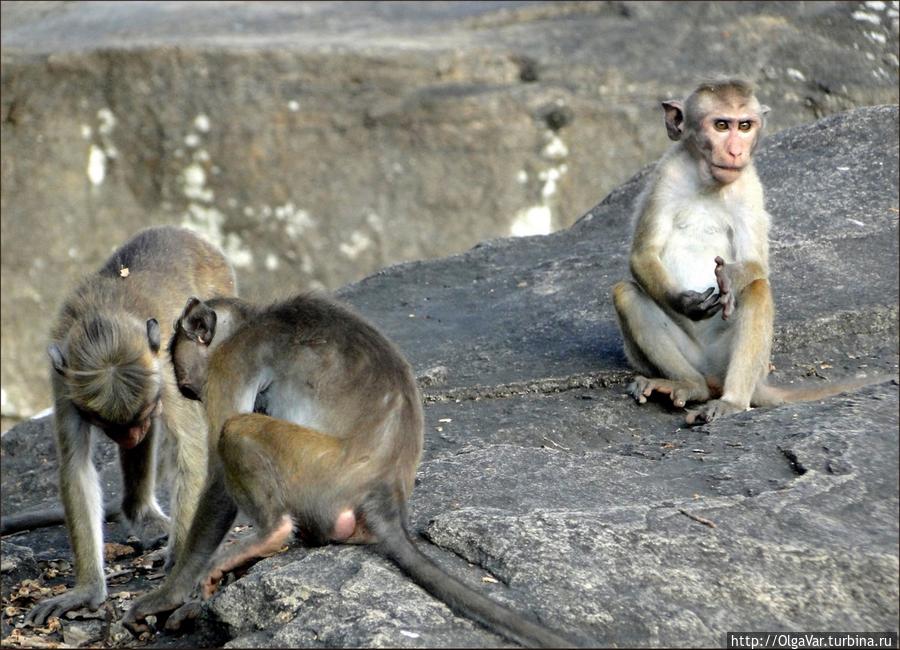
[662,244,727,293]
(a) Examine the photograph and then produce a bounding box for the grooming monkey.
[3,226,236,624]
[613,78,887,425]
[124,293,575,648]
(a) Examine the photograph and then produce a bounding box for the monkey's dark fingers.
[165,600,203,631]
[26,586,105,626]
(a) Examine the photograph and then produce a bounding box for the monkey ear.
[661,100,685,141]
[146,318,161,354]
[189,308,217,346]
[180,296,202,320]
[759,104,771,116]
[48,344,68,376]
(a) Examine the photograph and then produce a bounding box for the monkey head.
[49,315,162,449]
[662,79,769,186]
[169,296,217,402]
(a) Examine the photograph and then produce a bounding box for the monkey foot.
[628,376,710,409]
[684,399,745,426]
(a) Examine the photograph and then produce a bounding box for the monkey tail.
[361,485,578,649]
[1,500,121,536]
[752,374,895,407]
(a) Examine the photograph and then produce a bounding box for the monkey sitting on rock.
[612,78,889,425]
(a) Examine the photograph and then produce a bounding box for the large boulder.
[1,106,897,648]
[2,0,899,418]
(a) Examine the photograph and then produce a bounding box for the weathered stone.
[1,105,897,647]
[2,1,899,417]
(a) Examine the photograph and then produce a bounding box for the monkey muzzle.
[100,415,153,449]
[177,382,201,401]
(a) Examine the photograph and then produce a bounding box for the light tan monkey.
[6,226,236,625]
[124,293,576,648]
[612,78,886,425]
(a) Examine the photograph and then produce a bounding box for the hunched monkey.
[124,293,575,648]
[8,226,236,625]
[612,78,886,425]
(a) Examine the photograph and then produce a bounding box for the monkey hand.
[123,585,189,636]
[669,287,723,320]
[26,583,106,627]
[713,256,736,320]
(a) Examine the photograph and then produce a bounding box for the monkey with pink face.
[613,78,886,425]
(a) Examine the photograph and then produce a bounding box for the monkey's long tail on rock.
[362,485,579,649]
[752,374,896,407]
[1,501,121,536]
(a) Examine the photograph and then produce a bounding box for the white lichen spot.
[865,0,886,10]
[786,68,806,82]
[300,254,314,275]
[80,125,92,139]
[97,108,116,135]
[226,197,238,209]
[339,231,372,259]
[866,30,887,43]
[194,150,211,163]
[183,164,213,202]
[261,205,273,218]
[224,233,253,268]
[243,206,255,217]
[87,144,106,185]
[516,170,528,184]
[0,388,7,411]
[180,204,250,268]
[540,166,566,200]
[852,10,881,24]
[273,203,314,238]
[265,253,279,270]
[541,132,569,160]
[184,133,201,147]
[287,100,300,112]
[68,247,79,258]
[510,205,552,237]
[366,211,383,232]
[194,114,211,133]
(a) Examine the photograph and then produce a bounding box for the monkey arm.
[123,463,238,633]
[26,403,107,625]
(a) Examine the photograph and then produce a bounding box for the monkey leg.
[612,281,711,407]
[200,515,293,600]
[686,278,773,425]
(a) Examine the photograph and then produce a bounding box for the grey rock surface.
[1,106,897,647]
[2,0,899,418]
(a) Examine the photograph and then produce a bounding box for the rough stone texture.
[1,106,897,648]
[2,0,899,419]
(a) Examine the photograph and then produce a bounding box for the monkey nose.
[178,383,200,401]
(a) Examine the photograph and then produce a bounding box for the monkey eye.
[738,121,752,132]
[714,120,729,132]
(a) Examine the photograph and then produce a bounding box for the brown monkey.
[7,226,236,625]
[612,78,887,425]
[124,293,576,648]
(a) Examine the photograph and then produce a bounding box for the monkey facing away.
[3,226,236,624]
[612,78,887,425]
[123,293,575,648]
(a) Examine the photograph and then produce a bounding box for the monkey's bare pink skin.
[332,510,357,541]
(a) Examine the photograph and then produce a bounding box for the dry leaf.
[104,543,135,562]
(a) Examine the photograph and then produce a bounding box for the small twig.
[678,508,717,529]
[542,437,571,451]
